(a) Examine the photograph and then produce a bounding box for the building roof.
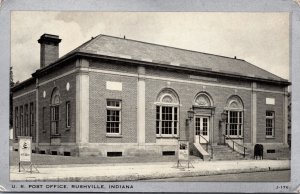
[19,33,289,93]
[64,34,286,82]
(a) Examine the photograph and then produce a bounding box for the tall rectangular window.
[156,106,160,135]
[15,107,19,138]
[42,107,46,132]
[20,106,23,136]
[66,101,71,128]
[225,110,243,137]
[266,111,275,137]
[51,106,59,135]
[24,104,29,136]
[156,106,178,136]
[29,103,34,136]
[106,99,121,134]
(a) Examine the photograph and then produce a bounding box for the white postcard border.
[0,0,299,193]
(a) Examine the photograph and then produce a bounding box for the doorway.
[194,116,210,144]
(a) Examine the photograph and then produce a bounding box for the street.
[146,170,290,182]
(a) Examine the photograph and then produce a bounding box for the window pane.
[265,111,274,136]
[107,100,113,107]
[66,102,70,127]
[195,117,200,135]
[202,118,208,135]
[156,106,160,120]
[56,106,59,120]
[42,107,46,132]
[107,99,120,107]
[174,121,177,135]
[162,121,172,134]
[51,106,59,134]
[106,100,121,134]
[239,112,242,123]
[30,103,34,126]
[15,107,18,128]
[266,111,273,117]
[174,107,178,121]
[114,123,120,133]
[157,105,179,136]
[227,111,243,136]
[106,122,110,133]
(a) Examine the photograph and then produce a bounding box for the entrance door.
[194,116,209,144]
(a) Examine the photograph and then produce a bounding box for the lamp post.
[221,111,227,122]
[187,108,195,121]
[219,110,227,144]
[186,108,195,144]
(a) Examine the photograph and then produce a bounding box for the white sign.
[19,136,32,162]
[106,81,122,91]
[266,98,275,105]
[178,140,189,161]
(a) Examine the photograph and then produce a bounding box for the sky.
[11,12,289,82]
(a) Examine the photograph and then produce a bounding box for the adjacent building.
[12,34,290,159]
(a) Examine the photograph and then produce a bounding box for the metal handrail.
[199,133,214,160]
[223,134,247,158]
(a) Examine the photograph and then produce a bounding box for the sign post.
[177,140,194,168]
[18,136,39,173]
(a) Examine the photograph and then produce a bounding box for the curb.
[17,166,290,182]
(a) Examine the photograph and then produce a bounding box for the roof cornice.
[11,77,35,92]
[75,52,290,86]
[20,51,290,91]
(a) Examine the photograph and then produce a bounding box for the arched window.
[194,92,213,107]
[225,95,244,137]
[50,88,60,135]
[156,88,179,137]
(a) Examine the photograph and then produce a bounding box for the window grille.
[266,111,275,137]
[106,99,121,134]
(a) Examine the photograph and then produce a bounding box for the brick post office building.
[12,34,290,159]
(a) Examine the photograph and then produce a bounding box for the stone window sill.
[156,135,179,138]
[266,136,275,139]
[106,134,122,138]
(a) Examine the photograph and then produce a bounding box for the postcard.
[0,0,300,193]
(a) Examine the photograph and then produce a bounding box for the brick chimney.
[38,34,61,68]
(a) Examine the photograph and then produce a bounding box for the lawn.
[9,150,179,166]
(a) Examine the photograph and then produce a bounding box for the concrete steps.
[210,145,250,161]
[193,143,210,161]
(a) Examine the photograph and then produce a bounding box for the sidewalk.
[10,160,290,181]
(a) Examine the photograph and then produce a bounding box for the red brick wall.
[144,66,287,146]
[89,71,138,143]
[87,63,285,146]
[39,60,76,83]
[145,67,252,88]
[13,81,36,97]
[257,82,285,92]
[90,59,138,74]
[13,89,37,142]
[219,77,251,88]
[38,71,77,143]
[144,78,252,144]
[13,58,287,152]
[256,92,285,143]
[40,43,59,67]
